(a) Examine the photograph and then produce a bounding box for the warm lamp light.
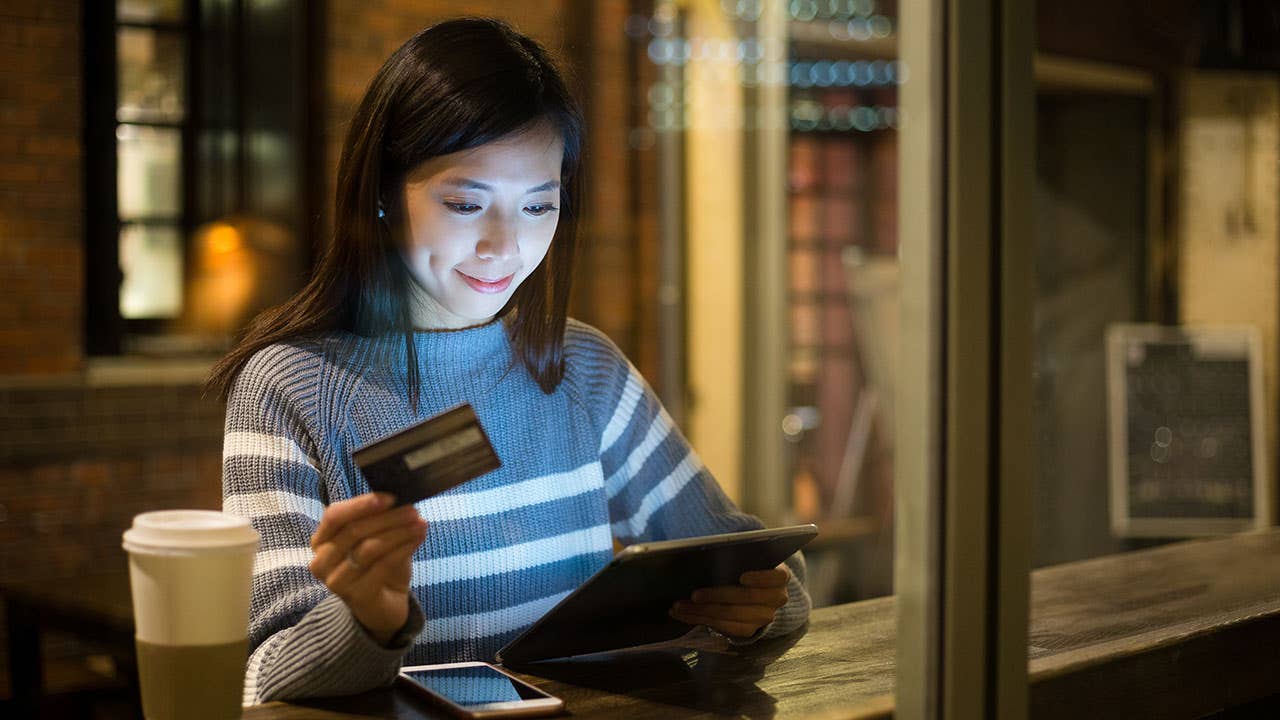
[203,222,244,256]
[184,215,295,337]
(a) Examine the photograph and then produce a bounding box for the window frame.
[83,0,321,359]
[896,0,1034,716]
[84,0,201,355]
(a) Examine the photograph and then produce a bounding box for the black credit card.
[352,404,501,506]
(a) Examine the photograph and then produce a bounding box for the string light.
[788,101,899,132]
[624,14,648,39]
[828,20,853,41]
[789,0,820,22]
[848,17,872,41]
[632,4,893,42]
[647,82,676,109]
[869,15,893,38]
[783,0,878,20]
[788,60,899,88]
[738,0,763,21]
[649,15,674,38]
[634,4,901,133]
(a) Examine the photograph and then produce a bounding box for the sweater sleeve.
[568,324,811,639]
[221,344,424,704]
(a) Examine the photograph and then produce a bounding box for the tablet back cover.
[496,525,817,666]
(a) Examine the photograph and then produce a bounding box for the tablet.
[495,524,817,667]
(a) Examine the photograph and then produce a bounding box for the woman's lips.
[456,270,514,294]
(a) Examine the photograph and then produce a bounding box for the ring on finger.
[346,549,364,571]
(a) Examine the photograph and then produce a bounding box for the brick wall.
[0,375,224,699]
[0,0,83,375]
[0,2,226,693]
[0,1,210,572]
[0,381,225,584]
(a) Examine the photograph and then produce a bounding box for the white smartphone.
[397,661,564,719]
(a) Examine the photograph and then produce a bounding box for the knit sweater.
[221,318,811,704]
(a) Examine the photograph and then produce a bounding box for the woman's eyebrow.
[440,177,559,193]
[524,180,559,193]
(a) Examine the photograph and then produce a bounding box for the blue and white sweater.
[221,318,810,704]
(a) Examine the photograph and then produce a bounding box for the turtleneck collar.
[409,316,512,374]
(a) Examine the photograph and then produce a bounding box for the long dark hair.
[207,17,584,404]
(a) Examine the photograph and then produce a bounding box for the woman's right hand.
[308,492,428,645]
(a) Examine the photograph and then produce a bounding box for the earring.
[377,205,386,219]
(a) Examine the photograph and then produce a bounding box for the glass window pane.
[651,0,903,609]
[784,1,899,605]
[117,0,183,23]
[1024,6,1280,711]
[119,223,183,319]
[117,27,185,123]
[662,0,930,711]
[117,124,181,219]
[1031,6,1280,562]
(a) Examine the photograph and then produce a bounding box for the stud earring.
[377,206,386,219]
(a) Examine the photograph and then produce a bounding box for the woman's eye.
[524,203,558,217]
[444,202,482,215]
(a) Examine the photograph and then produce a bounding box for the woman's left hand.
[670,564,791,639]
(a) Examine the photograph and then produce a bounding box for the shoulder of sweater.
[232,336,330,402]
[563,318,627,368]
[240,337,325,375]
[560,319,635,412]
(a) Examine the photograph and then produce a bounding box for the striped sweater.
[221,318,810,704]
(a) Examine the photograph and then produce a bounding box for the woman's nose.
[476,217,519,260]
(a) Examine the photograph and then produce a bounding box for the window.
[84,0,316,356]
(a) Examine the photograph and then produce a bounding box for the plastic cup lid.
[122,510,259,551]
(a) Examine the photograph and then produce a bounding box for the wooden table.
[244,600,893,720]
[7,531,1280,718]
[246,530,1280,719]
[1027,529,1280,718]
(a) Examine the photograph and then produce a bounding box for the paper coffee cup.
[123,510,259,720]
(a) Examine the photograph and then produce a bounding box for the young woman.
[209,17,810,704]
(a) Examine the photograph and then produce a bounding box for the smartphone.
[397,662,564,718]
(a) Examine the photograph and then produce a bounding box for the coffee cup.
[122,510,259,720]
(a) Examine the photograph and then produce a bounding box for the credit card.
[352,403,501,506]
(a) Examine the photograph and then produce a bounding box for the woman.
[208,17,810,704]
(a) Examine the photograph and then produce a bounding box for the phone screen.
[403,665,549,708]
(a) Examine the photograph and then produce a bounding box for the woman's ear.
[377,192,391,222]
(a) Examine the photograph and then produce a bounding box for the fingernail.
[374,493,393,507]
[691,591,705,602]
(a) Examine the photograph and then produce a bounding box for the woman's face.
[399,122,564,329]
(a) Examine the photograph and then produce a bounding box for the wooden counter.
[244,529,1280,719]
[243,599,894,720]
[1027,529,1280,718]
[7,530,1280,718]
